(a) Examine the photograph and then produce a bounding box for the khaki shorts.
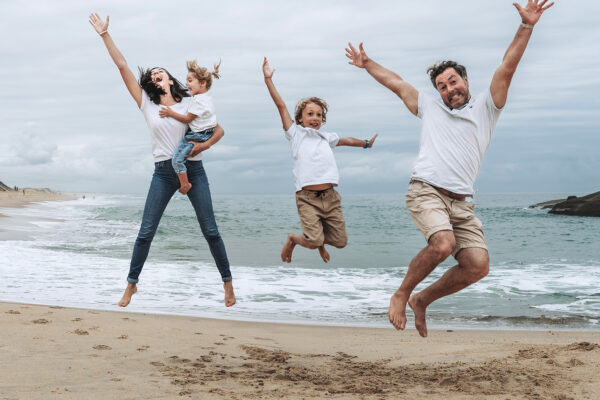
[405,180,486,257]
[296,188,348,248]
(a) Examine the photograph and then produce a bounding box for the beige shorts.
[296,188,348,248]
[405,180,487,257]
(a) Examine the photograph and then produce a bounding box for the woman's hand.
[263,57,275,79]
[366,133,378,148]
[159,106,172,118]
[188,141,210,157]
[89,13,109,36]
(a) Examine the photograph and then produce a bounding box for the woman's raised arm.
[89,13,142,107]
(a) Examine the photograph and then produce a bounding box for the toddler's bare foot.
[224,281,236,307]
[179,183,192,195]
[281,233,296,263]
[118,283,137,307]
[318,246,330,263]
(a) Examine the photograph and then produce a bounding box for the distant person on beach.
[159,60,221,195]
[262,57,378,263]
[346,0,553,336]
[89,13,236,308]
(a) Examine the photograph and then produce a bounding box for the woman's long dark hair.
[138,67,190,105]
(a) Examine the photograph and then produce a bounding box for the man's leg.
[388,230,455,331]
[408,247,489,337]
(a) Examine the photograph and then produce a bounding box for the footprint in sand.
[32,318,51,324]
[118,334,128,340]
[93,344,112,350]
[137,345,150,352]
[73,329,89,336]
[72,318,83,322]
[6,310,20,314]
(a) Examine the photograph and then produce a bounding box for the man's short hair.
[427,61,468,88]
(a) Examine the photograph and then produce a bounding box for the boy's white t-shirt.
[139,91,202,162]
[285,123,340,191]
[412,89,502,195]
[188,93,217,132]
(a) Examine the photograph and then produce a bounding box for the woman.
[89,13,235,308]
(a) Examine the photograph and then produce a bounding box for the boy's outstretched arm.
[263,57,293,131]
[337,133,378,148]
[159,106,197,123]
[490,0,554,109]
[346,43,418,116]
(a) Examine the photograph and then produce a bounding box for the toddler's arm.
[263,57,293,131]
[159,106,197,123]
[337,133,378,148]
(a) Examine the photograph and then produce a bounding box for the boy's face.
[299,103,323,130]
[186,72,207,95]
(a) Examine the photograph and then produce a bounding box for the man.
[346,0,554,337]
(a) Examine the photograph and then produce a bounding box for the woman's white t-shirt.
[139,91,202,162]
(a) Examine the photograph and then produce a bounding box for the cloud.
[8,123,57,165]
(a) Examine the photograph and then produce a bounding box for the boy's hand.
[367,133,378,148]
[263,57,275,79]
[159,106,172,118]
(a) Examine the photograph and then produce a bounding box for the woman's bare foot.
[281,233,296,263]
[118,283,137,307]
[179,182,192,195]
[318,246,330,263]
[408,293,428,337]
[224,281,236,307]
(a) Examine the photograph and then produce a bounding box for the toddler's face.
[186,72,207,95]
[299,103,323,130]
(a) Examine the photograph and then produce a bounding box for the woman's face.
[150,68,173,91]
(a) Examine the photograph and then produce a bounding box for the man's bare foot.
[118,283,137,307]
[388,292,408,330]
[179,183,192,195]
[408,293,428,337]
[318,246,330,263]
[281,233,296,263]
[224,281,236,307]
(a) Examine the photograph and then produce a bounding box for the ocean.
[1,192,599,330]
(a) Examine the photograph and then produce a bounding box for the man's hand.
[89,13,109,36]
[188,141,209,158]
[263,57,274,79]
[159,106,172,118]
[513,0,554,26]
[345,42,369,69]
[367,133,378,148]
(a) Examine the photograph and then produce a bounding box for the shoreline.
[1,301,599,399]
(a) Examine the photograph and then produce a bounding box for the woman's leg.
[186,161,235,306]
[127,162,178,282]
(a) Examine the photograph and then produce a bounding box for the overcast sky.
[0,1,598,195]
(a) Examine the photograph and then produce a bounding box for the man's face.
[435,67,470,109]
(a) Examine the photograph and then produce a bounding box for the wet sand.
[1,302,599,399]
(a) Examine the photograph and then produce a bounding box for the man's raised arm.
[490,0,554,109]
[346,42,419,116]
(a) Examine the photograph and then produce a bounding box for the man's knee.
[428,231,455,260]
[458,249,489,282]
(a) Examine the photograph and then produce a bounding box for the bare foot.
[179,183,192,195]
[118,283,137,307]
[388,292,408,330]
[318,246,330,263]
[281,233,296,263]
[408,294,428,337]
[224,281,236,307]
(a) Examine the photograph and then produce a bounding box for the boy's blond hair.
[294,97,328,125]
[186,59,221,90]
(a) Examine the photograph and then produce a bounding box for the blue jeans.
[172,128,214,174]
[128,159,231,283]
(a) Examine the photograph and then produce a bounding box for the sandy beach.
[0,301,598,399]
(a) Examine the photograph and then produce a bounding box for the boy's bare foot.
[318,246,330,263]
[178,183,192,195]
[281,233,296,263]
[224,281,236,307]
[388,291,408,331]
[408,293,428,337]
[119,283,137,307]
